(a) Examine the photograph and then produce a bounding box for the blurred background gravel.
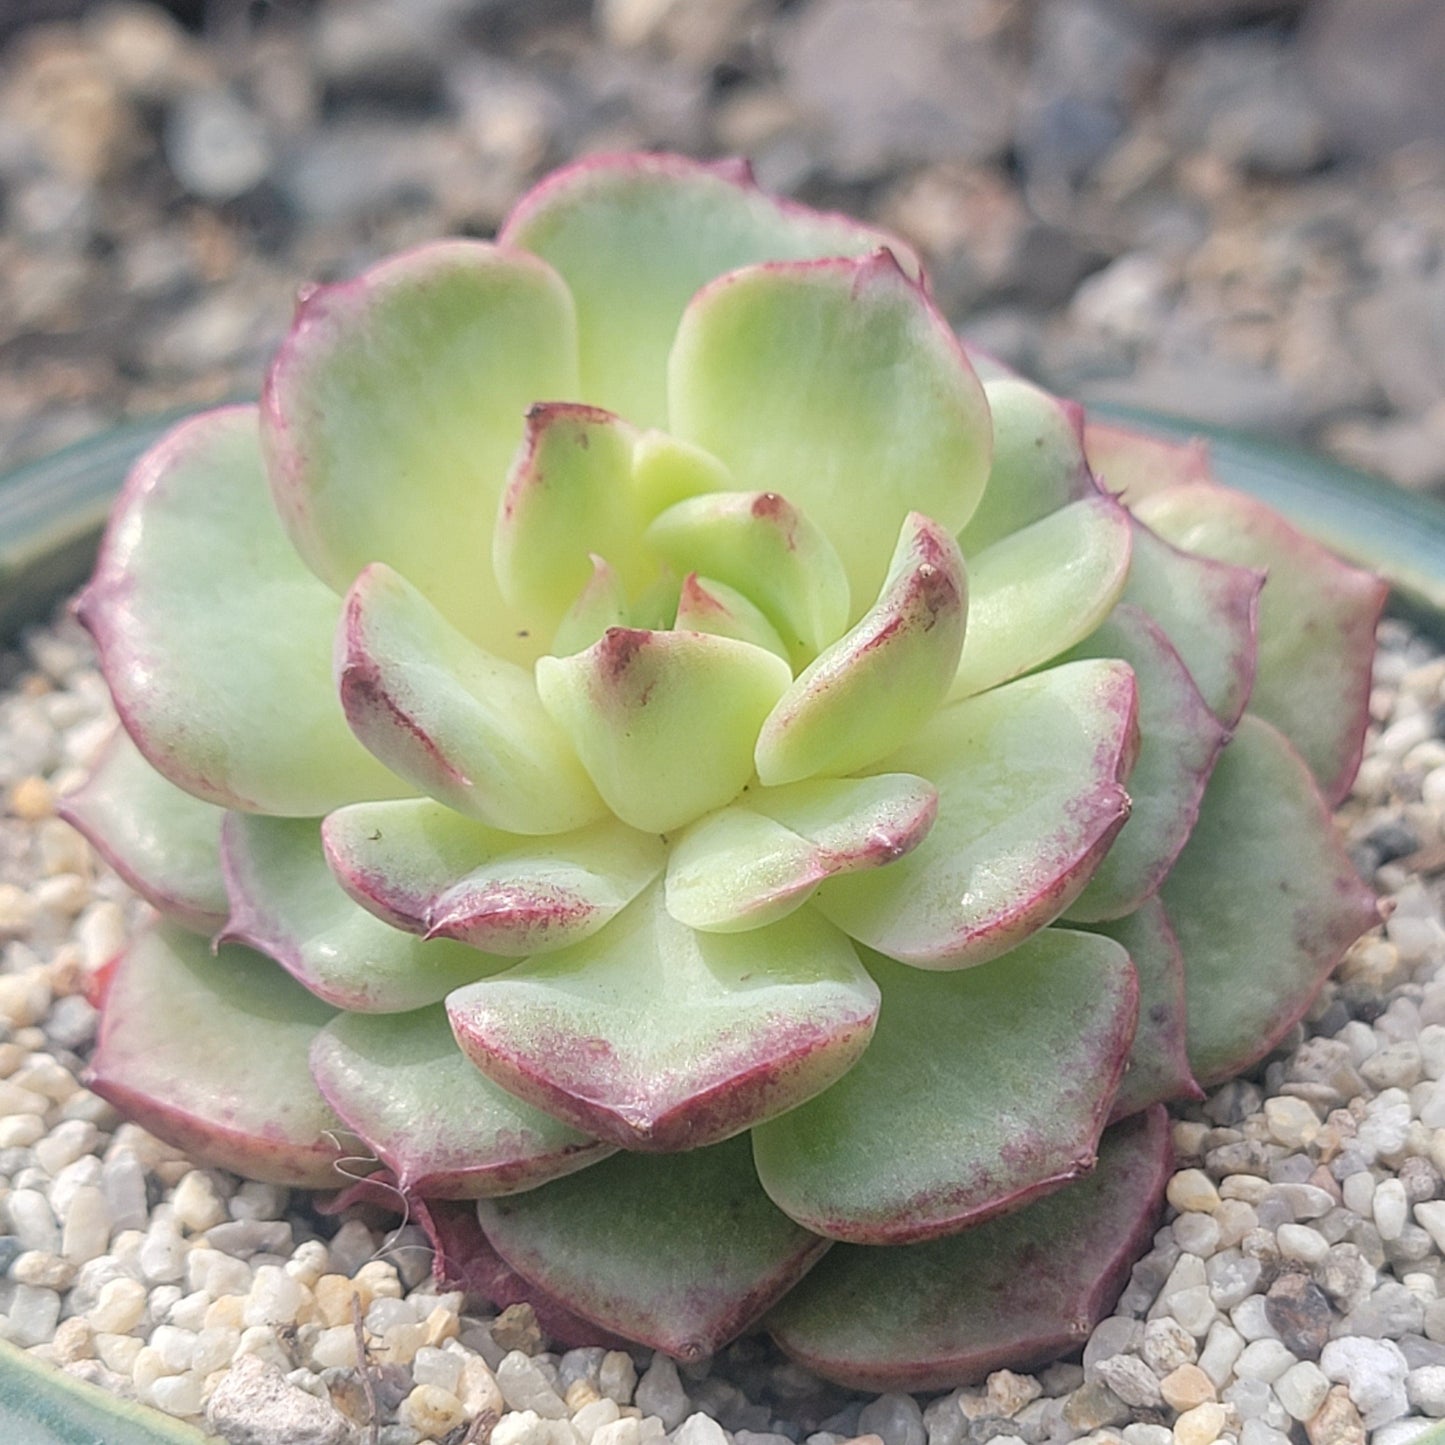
[0,0,1442,495]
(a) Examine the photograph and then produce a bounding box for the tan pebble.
[1264,1096,1321,1148]
[130,1343,170,1395]
[12,1250,76,1290]
[1166,1169,1221,1213]
[172,1171,228,1234]
[202,1294,245,1331]
[1160,1364,1216,1412]
[8,776,54,820]
[354,1258,402,1299]
[0,971,52,1027]
[1173,1401,1226,1445]
[458,1354,504,1419]
[313,1273,367,1327]
[567,1379,602,1412]
[51,1316,93,1363]
[490,1301,543,1354]
[401,1382,466,1438]
[1306,1384,1365,1445]
[376,1320,427,1365]
[88,1277,148,1335]
[422,1303,459,1346]
[310,1322,360,1370]
[0,884,38,936]
[986,1369,1042,1416]
[94,1331,144,1374]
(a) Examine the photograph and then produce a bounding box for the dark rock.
[1265,1271,1336,1358]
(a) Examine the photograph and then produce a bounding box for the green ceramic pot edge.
[1090,402,1445,640]
[0,1337,218,1443]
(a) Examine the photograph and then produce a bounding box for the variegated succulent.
[65,153,1384,1390]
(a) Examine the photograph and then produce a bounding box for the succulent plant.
[65,153,1384,1390]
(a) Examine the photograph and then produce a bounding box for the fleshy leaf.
[418,1198,631,1350]
[665,773,938,932]
[86,924,344,1188]
[673,574,791,661]
[322,798,664,956]
[1084,418,1213,505]
[766,1107,1171,1392]
[337,563,605,835]
[755,513,967,786]
[75,406,397,814]
[446,885,879,1151]
[500,151,918,430]
[1135,483,1387,804]
[645,490,850,665]
[1122,517,1262,729]
[814,660,1138,968]
[1085,898,1201,1120]
[631,430,733,518]
[492,404,648,634]
[668,252,990,613]
[221,813,507,1012]
[950,495,1132,701]
[310,1007,610,1199]
[957,378,1095,554]
[58,727,228,933]
[752,932,1137,1244]
[551,556,630,657]
[535,628,792,833]
[476,1132,832,1361]
[260,241,578,661]
[1062,604,1227,921]
[1163,713,1378,1086]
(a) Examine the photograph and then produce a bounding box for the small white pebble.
[1276,1223,1329,1265]
[1168,1170,1221,1213]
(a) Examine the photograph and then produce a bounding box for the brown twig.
[352,1290,380,1445]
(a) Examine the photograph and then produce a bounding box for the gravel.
[0,599,1440,1445]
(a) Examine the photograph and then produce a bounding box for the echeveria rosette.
[63,153,1385,1387]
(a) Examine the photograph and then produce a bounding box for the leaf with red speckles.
[1083,418,1214,506]
[1136,482,1386,804]
[309,1006,611,1199]
[668,252,990,616]
[322,798,664,957]
[1163,713,1379,1086]
[751,932,1137,1244]
[664,773,938,933]
[446,884,878,1152]
[58,727,228,934]
[500,151,918,430]
[1085,897,1201,1120]
[765,1106,1172,1392]
[221,813,506,1013]
[949,494,1133,701]
[477,1132,832,1361]
[336,562,605,835]
[958,377,1095,555]
[414,1196,638,1350]
[812,660,1138,968]
[673,574,791,661]
[535,628,792,834]
[646,490,851,667]
[1062,604,1228,922]
[86,924,344,1188]
[754,514,966,787]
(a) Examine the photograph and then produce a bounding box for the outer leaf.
[814,660,1138,968]
[492,403,647,633]
[668,252,990,614]
[665,773,938,932]
[1122,517,1262,729]
[75,407,397,814]
[950,495,1132,701]
[477,1132,832,1360]
[766,1107,1171,1393]
[1136,482,1387,804]
[337,563,605,835]
[1164,713,1378,1085]
[1085,897,1201,1119]
[221,814,506,1012]
[551,555,630,657]
[646,490,851,665]
[535,628,792,833]
[310,1007,610,1199]
[322,798,664,956]
[260,242,578,661]
[500,151,917,429]
[86,924,344,1188]
[755,513,967,786]
[58,727,228,933]
[447,885,879,1151]
[1062,604,1227,921]
[752,932,1138,1244]
[1084,419,1213,504]
[958,378,1094,554]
